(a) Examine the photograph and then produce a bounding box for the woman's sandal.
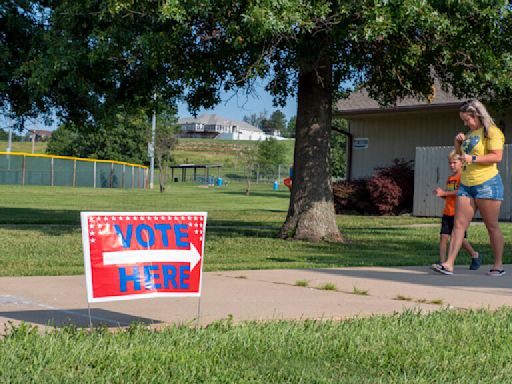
[487,269,506,277]
[431,263,454,275]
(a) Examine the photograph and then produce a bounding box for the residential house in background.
[260,120,281,137]
[178,114,286,141]
[27,129,53,142]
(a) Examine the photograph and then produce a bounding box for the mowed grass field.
[1,137,295,166]
[173,138,295,165]
[3,308,512,383]
[0,140,47,154]
[0,138,295,184]
[1,182,511,276]
[2,153,512,383]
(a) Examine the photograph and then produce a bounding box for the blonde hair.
[459,99,495,137]
[448,150,459,161]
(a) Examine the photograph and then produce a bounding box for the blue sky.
[0,83,298,132]
[177,87,297,123]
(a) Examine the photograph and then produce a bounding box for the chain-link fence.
[222,164,292,184]
[169,163,292,186]
[0,152,147,189]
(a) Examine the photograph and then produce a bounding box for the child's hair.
[448,150,459,161]
[459,99,495,137]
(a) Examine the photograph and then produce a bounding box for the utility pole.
[31,130,36,153]
[6,127,12,152]
[149,93,156,189]
[6,119,12,171]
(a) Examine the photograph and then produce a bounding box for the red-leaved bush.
[366,175,402,215]
[374,159,414,213]
[332,179,375,214]
[332,159,414,215]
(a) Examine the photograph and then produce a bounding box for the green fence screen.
[0,152,147,189]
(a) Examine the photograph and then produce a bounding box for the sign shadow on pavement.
[0,307,159,328]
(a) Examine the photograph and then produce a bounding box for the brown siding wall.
[349,109,467,179]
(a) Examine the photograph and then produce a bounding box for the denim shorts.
[457,174,504,200]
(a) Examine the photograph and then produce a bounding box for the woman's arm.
[454,132,465,155]
[461,149,503,165]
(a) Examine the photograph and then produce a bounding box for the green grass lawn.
[1,138,294,182]
[3,308,512,383]
[0,137,295,166]
[174,138,295,166]
[2,183,511,382]
[0,182,509,276]
[0,140,47,154]
[173,138,295,181]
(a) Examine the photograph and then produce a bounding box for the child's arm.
[433,187,458,198]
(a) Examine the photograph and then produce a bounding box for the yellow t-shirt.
[461,125,505,186]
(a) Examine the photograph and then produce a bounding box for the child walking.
[433,150,481,269]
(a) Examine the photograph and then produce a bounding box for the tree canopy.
[46,107,149,164]
[257,137,287,175]
[153,106,179,192]
[268,110,287,135]
[1,1,47,126]
[3,0,512,241]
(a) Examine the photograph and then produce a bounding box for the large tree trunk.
[279,57,343,242]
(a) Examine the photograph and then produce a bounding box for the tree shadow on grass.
[218,190,290,199]
[0,223,80,236]
[297,237,438,265]
[1,221,282,237]
[0,207,79,225]
[207,226,279,238]
[0,207,283,236]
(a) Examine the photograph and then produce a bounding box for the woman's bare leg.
[443,196,476,271]
[476,198,503,270]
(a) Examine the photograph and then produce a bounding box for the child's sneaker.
[469,253,482,270]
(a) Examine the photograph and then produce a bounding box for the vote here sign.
[80,212,207,303]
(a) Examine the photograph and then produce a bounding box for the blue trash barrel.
[216,177,223,187]
[273,180,279,191]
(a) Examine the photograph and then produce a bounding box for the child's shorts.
[457,174,504,200]
[440,215,467,238]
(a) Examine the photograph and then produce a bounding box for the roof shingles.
[335,83,462,116]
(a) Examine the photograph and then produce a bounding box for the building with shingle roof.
[334,84,511,180]
[336,84,461,116]
[178,114,272,140]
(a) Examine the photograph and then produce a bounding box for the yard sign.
[80,212,207,303]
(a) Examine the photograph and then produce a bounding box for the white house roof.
[178,114,263,132]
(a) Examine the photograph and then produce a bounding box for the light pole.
[31,130,36,153]
[149,93,156,189]
[6,127,12,152]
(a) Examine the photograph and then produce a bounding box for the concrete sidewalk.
[1,264,511,330]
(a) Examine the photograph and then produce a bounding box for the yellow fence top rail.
[0,152,148,169]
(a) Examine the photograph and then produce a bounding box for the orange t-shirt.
[443,173,460,216]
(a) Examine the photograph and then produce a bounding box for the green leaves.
[241,0,332,36]
[257,137,287,171]
[46,106,152,164]
[341,0,512,107]
[5,0,509,123]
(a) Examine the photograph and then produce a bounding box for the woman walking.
[432,99,505,276]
